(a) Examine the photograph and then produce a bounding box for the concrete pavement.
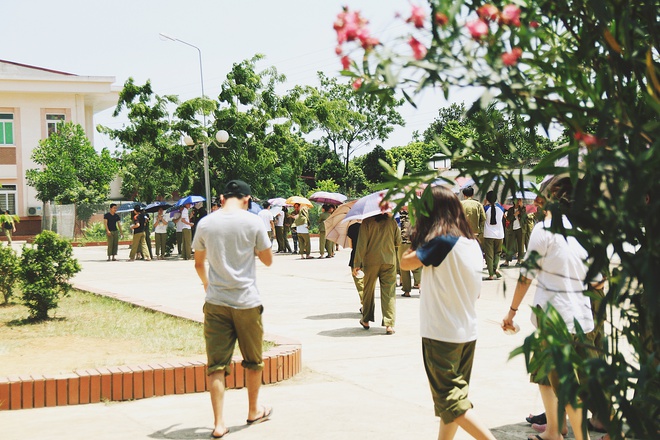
[2,241,553,439]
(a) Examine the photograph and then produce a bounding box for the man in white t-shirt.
[257,202,274,246]
[180,202,194,260]
[273,208,285,253]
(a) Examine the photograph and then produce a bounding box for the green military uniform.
[293,207,311,257]
[318,210,334,257]
[461,198,486,246]
[397,210,420,294]
[354,215,402,327]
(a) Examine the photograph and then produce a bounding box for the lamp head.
[216,130,229,144]
[183,135,195,146]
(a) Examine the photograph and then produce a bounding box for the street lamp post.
[159,32,215,205]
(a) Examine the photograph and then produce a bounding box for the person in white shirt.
[483,190,505,280]
[180,202,194,260]
[257,202,275,247]
[401,186,496,440]
[502,176,602,440]
[154,207,169,260]
[273,208,286,253]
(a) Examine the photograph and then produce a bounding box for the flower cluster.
[501,47,523,66]
[468,3,522,40]
[334,7,379,56]
[574,132,603,148]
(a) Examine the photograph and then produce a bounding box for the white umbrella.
[342,190,397,223]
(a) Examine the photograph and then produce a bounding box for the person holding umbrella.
[129,204,151,261]
[154,207,169,260]
[353,210,401,335]
[292,203,311,259]
[180,202,194,260]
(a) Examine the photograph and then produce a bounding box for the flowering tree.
[335,1,659,438]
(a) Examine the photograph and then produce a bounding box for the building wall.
[0,64,118,219]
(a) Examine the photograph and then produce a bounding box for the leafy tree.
[305,72,405,174]
[386,141,436,174]
[337,1,660,437]
[98,78,183,201]
[26,122,118,221]
[361,145,389,183]
[312,179,341,194]
[0,245,19,304]
[177,55,309,200]
[19,231,81,320]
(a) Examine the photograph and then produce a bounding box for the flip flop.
[359,320,370,330]
[527,435,543,440]
[526,413,547,425]
[247,406,273,425]
[211,427,229,438]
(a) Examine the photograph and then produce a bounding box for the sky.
[4,0,480,156]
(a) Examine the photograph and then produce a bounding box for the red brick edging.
[1,280,303,411]
[0,339,301,411]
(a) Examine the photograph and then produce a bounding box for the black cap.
[223,180,251,197]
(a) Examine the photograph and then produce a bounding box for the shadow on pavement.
[318,327,386,337]
[148,424,250,439]
[305,312,361,320]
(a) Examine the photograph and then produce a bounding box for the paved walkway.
[2,241,555,439]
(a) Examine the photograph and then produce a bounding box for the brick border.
[0,338,301,410]
[0,282,302,411]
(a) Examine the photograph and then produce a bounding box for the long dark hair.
[411,186,473,249]
[486,190,498,225]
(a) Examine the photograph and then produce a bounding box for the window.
[0,185,17,214]
[46,114,65,136]
[0,113,13,145]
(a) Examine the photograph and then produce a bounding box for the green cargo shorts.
[422,337,476,423]
[203,302,265,376]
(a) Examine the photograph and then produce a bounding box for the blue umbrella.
[248,201,262,215]
[173,195,205,208]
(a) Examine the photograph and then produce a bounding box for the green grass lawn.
[0,289,270,376]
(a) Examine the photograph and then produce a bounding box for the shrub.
[19,230,81,320]
[0,245,19,304]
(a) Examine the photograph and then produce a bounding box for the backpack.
[2,222,11,230]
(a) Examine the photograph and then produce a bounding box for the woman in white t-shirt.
[154,207,169,259]
[401,186,496,440]
[483,190,505,280]
[502,176,601,440]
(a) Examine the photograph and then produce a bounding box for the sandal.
[402,292,411,297]
[359,320,370,329]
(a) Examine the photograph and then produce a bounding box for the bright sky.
[4,0,480,155]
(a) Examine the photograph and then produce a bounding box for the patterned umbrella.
[309,191,347,206]
[285,196,313,208]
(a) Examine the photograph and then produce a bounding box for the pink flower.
[356,28,379,50]
[530,20,540,28]
[409,37,428,60]
[434,12,449,26]
[466,19,489,39]
[574,132,601,147]
[500,4,521,27]
[341,55,351,70]
[477,4,499,21]
[334,7,370,44]
[352,78,363,90]
[335,46,343,55]
[406,4,426,29]
[501,47,523,66]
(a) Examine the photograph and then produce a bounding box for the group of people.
[103,201,210,262]
[460,185,542,280]
[100,176,605,440]
[256,201,338,259]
